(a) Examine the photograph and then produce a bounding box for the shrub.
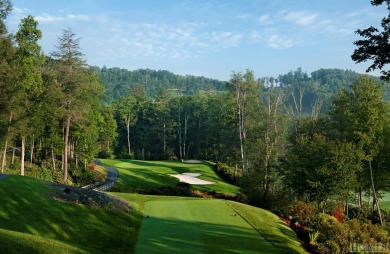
[289,201,317,226]
[214,163,240,184]
[309,213,350,254]
[332,201,345,222]
[98,148,113,159]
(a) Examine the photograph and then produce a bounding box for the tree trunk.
[163,121,166,156]
[126,114,131,155]
[183,112,188,160]
[1,140,7,173]
[1,112,13,173]
[21,136,25,176]
[369,160,383,224]
[11,148,15,164]
[30,134,35,165]
[51,148,56,171]
[64,116,71,182]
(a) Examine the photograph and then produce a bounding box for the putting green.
[135,199,280,254]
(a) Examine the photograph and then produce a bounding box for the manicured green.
[0,175,141,254]
[112,194,306,254]
[100,159,240,195]
[379,192,390,210]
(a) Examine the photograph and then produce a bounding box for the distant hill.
[92,66,389,113]
[90,66,226,102]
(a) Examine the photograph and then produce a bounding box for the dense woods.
[2,1,390,252]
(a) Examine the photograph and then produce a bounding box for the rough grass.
[100,159,240,195]
[91,165,108,183]
[0,175,142,254]
[0,228,87,254]
[114,194,306,254]
[226,201,306,254]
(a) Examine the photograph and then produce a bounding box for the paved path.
[94,159,119,191]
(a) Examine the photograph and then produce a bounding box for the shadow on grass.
[0,175,142,254]
[136,216,278,254]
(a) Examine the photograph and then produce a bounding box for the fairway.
[136,199,282,254]
[100,159,240,195]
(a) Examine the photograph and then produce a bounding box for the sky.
[6,0,388,81]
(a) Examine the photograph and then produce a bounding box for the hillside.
[0,161,307,254]
[92,66,388,113]
[90,66,226,102]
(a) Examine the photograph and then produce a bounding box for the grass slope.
[0,228,87,254]
[100,159,239,195]
[113,194,306,254]
[0,175,141,254]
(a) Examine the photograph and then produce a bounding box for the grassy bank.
[100,159,240,195]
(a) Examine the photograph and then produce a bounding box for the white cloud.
[258,14,271,24]
[283,11,318,26]
[267,34,293,49]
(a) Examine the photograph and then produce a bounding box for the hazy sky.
[6,0,388,80]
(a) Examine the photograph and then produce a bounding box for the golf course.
[0,159,306,253]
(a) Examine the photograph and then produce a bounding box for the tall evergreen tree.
[14,15,44,175]
[51,28,103,182]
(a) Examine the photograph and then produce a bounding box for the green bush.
[97,148,114,159]
[309,214,350,254]
[308,213,390,254]
[214,163,240,184]
[289,201,317,226]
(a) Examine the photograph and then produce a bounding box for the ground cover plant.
[112,193,306,254]
[0,175,142,254]
[100,159,240,196]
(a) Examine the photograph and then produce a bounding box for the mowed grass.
[114,195,306,254]
[0,175,142,254]
[100,159,240,195]
[0,228,87,254]
[376,191,390,210]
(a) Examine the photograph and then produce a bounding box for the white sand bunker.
[182,160,202,164]
[169,173,215,185]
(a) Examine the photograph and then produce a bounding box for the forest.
[2,0,390,253]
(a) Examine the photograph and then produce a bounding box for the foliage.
[308,213,390,254]
[91,66,226,102]
[289,201,317,226]
[308,230,320,245]
[352,0,390,80]
[214,162,241,184]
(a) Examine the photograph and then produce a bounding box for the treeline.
[90,66,226,102]
[0,4,106,185]
[95,65,386,112]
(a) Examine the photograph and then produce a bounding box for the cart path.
[94,159,119,190]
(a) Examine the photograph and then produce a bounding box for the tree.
[113,94,137,156]
[226,70,261,173]
[329,76,389,223]
[97,104,118,153]
[0,3,15,172]
[352,0,390,80]
[13,15,44,175]
[51,28,103,182]
[0,0,11,35]
[282,118,360,209]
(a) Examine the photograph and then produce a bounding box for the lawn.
[100,159,240,195]
[112,194,306,254]
[377,191,390,210]
[0,174,306,254]
[0,175,142,254]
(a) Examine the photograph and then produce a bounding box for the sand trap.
[182,160,202,164]
[169,173,215,185]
